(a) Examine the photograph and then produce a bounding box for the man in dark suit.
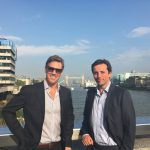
[2,55,74,150]
[80,59,136,150]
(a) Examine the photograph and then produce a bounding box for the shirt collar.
[96,81,111,95]
[105,81,111,93]
[44,79,60,90]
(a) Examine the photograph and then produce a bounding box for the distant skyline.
[0,0,150,79]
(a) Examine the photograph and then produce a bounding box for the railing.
[0,124,150,149]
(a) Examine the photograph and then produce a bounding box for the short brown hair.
[91,59,112,73]
[45,55,64,70]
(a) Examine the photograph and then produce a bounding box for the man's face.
[45,61,63,86]
[93,64,112,89]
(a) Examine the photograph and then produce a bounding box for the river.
[0,87,150,134]
[72,87,150,127]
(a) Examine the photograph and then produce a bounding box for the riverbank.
[120,85,150,92]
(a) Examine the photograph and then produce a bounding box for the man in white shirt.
[2,55,74,150]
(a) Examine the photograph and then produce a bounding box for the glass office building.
[0,38,17,93]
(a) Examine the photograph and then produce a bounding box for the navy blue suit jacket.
[2,81,74,150]
[80,84,136,150]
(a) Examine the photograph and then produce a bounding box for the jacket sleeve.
[2,86,30,147]
[80,90,93,137]
[120,90,136,150]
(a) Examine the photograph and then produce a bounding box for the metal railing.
[0,124,150,149]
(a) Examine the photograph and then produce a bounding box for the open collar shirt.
[40,80,61,143]
[91,82,117,146]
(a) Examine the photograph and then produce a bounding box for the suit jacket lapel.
[87,88,97,117]
[59,86,65,116]
[104,84,115,118]
[36,81,45,119]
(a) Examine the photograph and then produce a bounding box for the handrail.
[0,124,150,148]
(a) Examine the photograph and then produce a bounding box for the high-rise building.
[0,38,17,94]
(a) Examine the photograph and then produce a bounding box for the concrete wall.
[0,126,150,150]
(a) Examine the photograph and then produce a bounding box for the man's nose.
[97,72,102,77]
[51,69,57,74]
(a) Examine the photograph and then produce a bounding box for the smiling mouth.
[50,74,57,78]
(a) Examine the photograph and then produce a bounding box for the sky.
[0,0,150,80]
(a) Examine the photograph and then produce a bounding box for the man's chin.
[97,84,103,88]
[48,80,58,86]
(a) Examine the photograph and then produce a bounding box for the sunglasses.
[47,66,63,74]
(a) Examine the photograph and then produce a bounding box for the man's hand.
[65,147,72,150]
[82,134,93,146]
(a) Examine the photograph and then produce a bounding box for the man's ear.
[109,72,112,78]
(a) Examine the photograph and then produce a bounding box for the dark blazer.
[2,81,74,150]
[80,84,136,150]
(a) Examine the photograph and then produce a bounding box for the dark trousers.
[86,144,119,150]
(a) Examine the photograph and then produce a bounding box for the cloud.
[115,48,150,62]
[77,39,90,45]
[0,35,23,42]
[111,48,150,73]
[128,26,150,38]
[17,40,90,56]
[0,34,90,56]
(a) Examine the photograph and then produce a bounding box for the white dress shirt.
[40,80,61,143]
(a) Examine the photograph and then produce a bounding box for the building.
[83,80,96,88]
[114,71,150,89]
[16,75,32,86]
[0,38,17,96]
